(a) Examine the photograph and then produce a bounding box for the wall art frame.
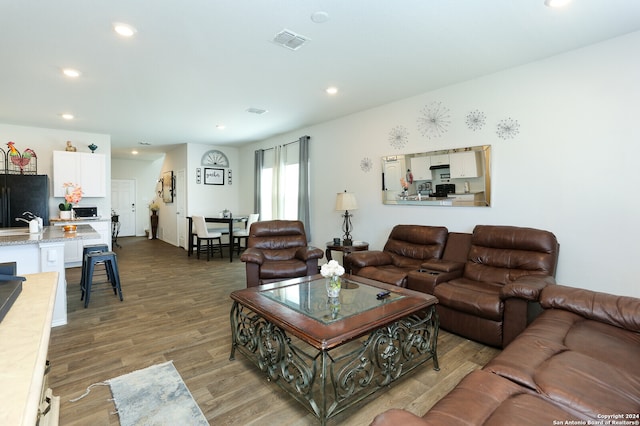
[162,170,174,203]
[204,168,224,185]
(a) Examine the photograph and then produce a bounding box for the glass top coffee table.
[229,274,439,425]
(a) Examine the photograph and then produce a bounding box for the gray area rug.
[108,361,208,426]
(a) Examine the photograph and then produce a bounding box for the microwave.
[72,206,99,218]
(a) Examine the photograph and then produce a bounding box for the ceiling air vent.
[272,29,309,51]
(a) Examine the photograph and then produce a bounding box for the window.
[260,143,299,221]
[254,135,310,239]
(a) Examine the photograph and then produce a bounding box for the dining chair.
[193,215,223,261]
[233,213,259,255]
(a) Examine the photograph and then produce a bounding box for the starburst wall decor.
[360,157,373,172]
[496,117,520,140]
[388,125,409,149]
[417,101,451,139]
[466,109,486,132]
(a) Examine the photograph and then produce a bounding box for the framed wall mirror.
[381,145,491,207]
[162,170,174,203]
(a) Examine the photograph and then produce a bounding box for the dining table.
[187,215,248,262]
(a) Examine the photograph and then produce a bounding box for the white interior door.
[176,169,186,248]
[111,179,136,236]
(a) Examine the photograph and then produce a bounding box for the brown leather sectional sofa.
[370,284,640,425]
[346,224,560,348]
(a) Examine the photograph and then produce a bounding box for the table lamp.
[335,190,358,245]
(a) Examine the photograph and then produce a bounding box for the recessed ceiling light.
[311,11,330,24]
[326,87,338,95]
[131,150,139,155]
[544,0,571,8]
[62,68,81,78]
[113,22,137,37]
[61,113,74,120]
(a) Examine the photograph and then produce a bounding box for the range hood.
[429,164,450,170]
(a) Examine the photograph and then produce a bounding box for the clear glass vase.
[326,276,342,297]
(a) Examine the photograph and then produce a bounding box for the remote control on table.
[376,290,391,300]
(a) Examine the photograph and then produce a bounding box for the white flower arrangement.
[321,260,345,279]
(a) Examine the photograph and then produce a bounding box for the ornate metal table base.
[229,302,439,425]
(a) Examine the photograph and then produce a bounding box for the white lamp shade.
[335,192,358,211]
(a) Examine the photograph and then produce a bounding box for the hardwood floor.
[49,237,500,425]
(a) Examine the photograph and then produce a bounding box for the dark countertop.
[0,225,101,246]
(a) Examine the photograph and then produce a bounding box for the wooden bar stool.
[81,251,123,308]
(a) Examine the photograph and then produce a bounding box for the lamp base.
[343,238,353,246]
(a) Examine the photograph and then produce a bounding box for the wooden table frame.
[229,274,439,425]
[325,241,369,262]
[187,216,247,262]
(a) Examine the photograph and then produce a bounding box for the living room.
[1,2,639,424]
[2,27,638,299]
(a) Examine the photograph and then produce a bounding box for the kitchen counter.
[0,224,101,246]
[49,217,110,223]
[0,225,99,327]
[0,272,59,426]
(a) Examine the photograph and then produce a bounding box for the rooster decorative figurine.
[7,141,37,174]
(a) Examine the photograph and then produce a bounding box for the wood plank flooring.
[48,237,500,425]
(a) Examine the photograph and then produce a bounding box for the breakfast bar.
[0,225,101,326]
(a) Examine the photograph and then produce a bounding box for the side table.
[325,241,369,262]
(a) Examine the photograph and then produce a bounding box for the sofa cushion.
[485,308,640,419]
[373,370,588,426]
[534,351,640,418]
[464,225,559,285]
[383,225,448,261]
[434,278,503,321]
[258,259,309,279]
[358,266,410,287]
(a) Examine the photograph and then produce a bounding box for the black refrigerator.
[0,175,50,228]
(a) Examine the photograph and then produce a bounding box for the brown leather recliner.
[433,225,559,348]
[344,225,449,287]
[240,220,324,287]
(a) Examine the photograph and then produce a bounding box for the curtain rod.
[259,136,310,152]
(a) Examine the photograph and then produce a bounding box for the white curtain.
[271,145,286,219]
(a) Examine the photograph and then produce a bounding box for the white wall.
[111,156,164,236]
[240,31,640,298]
[185,143,241,218]
[0,123,111,220]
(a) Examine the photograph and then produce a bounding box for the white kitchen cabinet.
[53,151,106,197]
[430,154,450,166]
[409,156,432,180]
[54,220,111,266]
[450,151,482,178]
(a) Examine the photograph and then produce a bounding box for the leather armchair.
[240,220,324,287]
[344,225,449,287]
[433,225,559,348]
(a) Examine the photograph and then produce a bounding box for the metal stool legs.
[80,244,110,292]
[81,251,123,308]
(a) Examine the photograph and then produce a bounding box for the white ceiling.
[1,1,640,159]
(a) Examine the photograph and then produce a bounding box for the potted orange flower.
[58,182,82,219]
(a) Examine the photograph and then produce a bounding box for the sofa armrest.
[501,275,555,301]
[240,248,265,265]
[295,246,324,261]
[420,259,465,273]
[347,251,393,268]
[541,284,640,331]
